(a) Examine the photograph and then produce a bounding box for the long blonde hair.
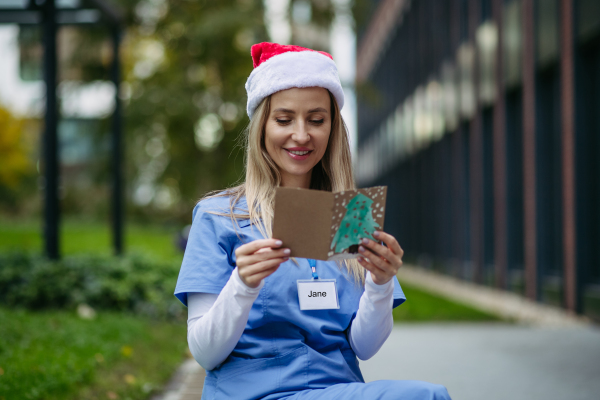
[204,90,364,284]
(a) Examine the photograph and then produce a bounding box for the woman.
[175,42,451,400]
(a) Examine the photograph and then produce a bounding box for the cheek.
[264,124,285,155]
[315,124,332,154]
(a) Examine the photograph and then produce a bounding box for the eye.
[276,118,291,125]
[310,119,325,125]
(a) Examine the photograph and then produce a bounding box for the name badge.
[297,279,340,310]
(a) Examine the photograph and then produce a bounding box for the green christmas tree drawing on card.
[331,193,380,254]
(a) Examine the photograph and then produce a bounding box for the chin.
[279,159,312,172]
[286,168,313,177]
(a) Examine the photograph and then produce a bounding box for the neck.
[280,170,312,189]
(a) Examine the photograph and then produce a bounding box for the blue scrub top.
[175,195,406,400]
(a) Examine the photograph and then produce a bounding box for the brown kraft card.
[272,186,387,261]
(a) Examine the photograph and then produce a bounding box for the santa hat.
[245,42,345,118]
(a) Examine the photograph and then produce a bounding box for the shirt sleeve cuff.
[365,271,394,299]
[231,267,264,295]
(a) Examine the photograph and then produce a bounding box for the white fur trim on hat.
[245,51,345,118]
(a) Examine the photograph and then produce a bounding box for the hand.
[357,231,404,285]
[235,239,290,288]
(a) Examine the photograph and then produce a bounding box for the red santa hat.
[245,42,345,118]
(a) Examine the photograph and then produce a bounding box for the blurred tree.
[117,0,269,221]
[58,0,269,222]
[289,0,335,50]
[0,107,36,211]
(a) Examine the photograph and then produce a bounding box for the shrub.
[0,252,184,319]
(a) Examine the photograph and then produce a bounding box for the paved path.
[362,324,600,400]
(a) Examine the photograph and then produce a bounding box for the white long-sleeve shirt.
[187,269,394,370]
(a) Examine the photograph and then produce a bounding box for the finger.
[360,238,397,265]
[250,266,279,284]
[367,236,403,269]
[358,246,386,273]
[357,256,387,282]
[358,246,394,273]
[239,259,285,287]
[236,239,283,257]
[357,256,378,273]
[239,257,288,277]
[237,248,290,267]
[242,264,281,287]
[373,231,403,257]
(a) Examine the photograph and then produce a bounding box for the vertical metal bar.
[560,0,577,312]
[43,0,59,260]
[111,27,123,256]
[522,0,538,301]
[452,125,463,266]
[493,0,508,289]
[450,0,463,273]
[469,0,484,283]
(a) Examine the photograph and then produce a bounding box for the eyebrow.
[273,108,295,114]
[272,107,329,114]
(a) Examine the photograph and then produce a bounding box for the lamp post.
[0,0,124,259]
[111,26,123,256]
[42,0,60,259]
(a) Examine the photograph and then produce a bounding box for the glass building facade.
[355,0,600,319]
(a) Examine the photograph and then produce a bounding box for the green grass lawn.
[394,283,500,322]
[0,218,188,400]
[0,219,184,263]
[0,307,187,400]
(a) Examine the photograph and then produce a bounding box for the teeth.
[289,150,309,155]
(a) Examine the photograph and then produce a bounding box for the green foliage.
[0,307,187,400]
[117,0,269,220]
[0,107,37,212]
[393,283,501,322]
[0,218,183,263]
[0,252,183,319]
[291,0,335,30]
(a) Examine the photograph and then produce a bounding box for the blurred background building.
[355,0,599,320]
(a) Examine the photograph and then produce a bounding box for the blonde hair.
[204,90,364,284]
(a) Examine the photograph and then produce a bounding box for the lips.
[284,147,312,160]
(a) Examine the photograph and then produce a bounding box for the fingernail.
[373,231,380,237]
[357,256,364,262]
[359,246,365,252]
[275,240,283,246]
[283,249,291,255]
[283,257,289,261]
[362,238,369,245]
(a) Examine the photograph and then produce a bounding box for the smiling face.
[264,87,332,188]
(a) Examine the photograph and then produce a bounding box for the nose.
[291,121,310,144]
